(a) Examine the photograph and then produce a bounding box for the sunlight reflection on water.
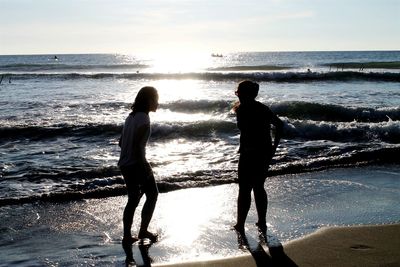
[1,166,399,265]
[146,53,213,73]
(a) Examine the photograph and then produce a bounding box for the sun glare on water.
[148,52,212,73]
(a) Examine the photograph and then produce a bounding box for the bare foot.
[122,236,139,244]
[138,230,159,243]
[232,224,245,234]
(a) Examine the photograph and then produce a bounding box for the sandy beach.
[156,224,400,267]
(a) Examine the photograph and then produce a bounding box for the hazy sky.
[0,0,399,55]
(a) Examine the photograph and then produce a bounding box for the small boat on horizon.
[211,53,223,58]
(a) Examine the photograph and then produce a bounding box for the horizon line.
[1,49,400,57]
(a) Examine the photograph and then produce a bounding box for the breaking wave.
[1,117,399,144]
[271,102,400,122]
[1,146,399,206]
[4,71,400,82]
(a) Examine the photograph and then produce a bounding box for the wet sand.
[0,166,399,266]
[156,224,400,267]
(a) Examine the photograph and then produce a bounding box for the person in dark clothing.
[118,86,159,244]
[232,80,283,235]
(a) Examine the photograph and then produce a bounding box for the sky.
[0,0,399,55]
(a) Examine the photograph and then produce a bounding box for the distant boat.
[211,53,223,58]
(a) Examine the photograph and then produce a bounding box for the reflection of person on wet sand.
[232,80,283,236]
[235,231,298,267]
[118,86,159,246]
[122,240,153,266]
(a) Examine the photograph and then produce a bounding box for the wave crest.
[272,102,400,122]
[1,146,399,206]
[1,117,399,143]
[6,71,400,82]
[284,119,400,143]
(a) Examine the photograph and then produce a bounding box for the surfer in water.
[118,86,159,244]
[232,80,283,235]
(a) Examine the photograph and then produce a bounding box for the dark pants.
[236,152,269,228]
[120,164,159,238]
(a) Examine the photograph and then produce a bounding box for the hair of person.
[131,86,158,113]
[232,80,259,113]
[237,80,259,99]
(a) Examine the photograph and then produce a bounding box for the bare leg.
[235,184,252,233]
[139,173,159,242]
[123,186,141,238]
[253,179,268,231]
[139,175,158,232]
[121,166,142,241]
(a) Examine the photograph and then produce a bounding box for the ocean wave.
[1,146,399,206]
[0,120,237,142]
[271,102,400,122]
[1,118,399,143]
[160,100,233,113]
[323,61,400,70]
[270,146,400,175]
[72,100,400,122]
[0,100,231,114]
[6,99,399,124]
[208,65,292,71]
[284,119,400,143]
[0,63,149,72]
[5,71,400,82]
[152,120,237,138]
[2,166,122,182]
[0,169,237,206]
[3,99,399,124]
[0,123,122,140]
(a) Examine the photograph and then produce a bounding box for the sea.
[0,51,400,205]
[1,51,400,266]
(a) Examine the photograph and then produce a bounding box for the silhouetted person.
[232,80,283,235]
[119,86,159,245]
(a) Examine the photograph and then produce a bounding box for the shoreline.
[0,166,399,266]
[155,223,400,267]
[2,163,400,207]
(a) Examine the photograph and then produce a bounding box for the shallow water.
[1,165,399,266]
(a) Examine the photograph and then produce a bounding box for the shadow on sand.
[236,230,298,267]
[121,231,297,267]
[122,240,153,267]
